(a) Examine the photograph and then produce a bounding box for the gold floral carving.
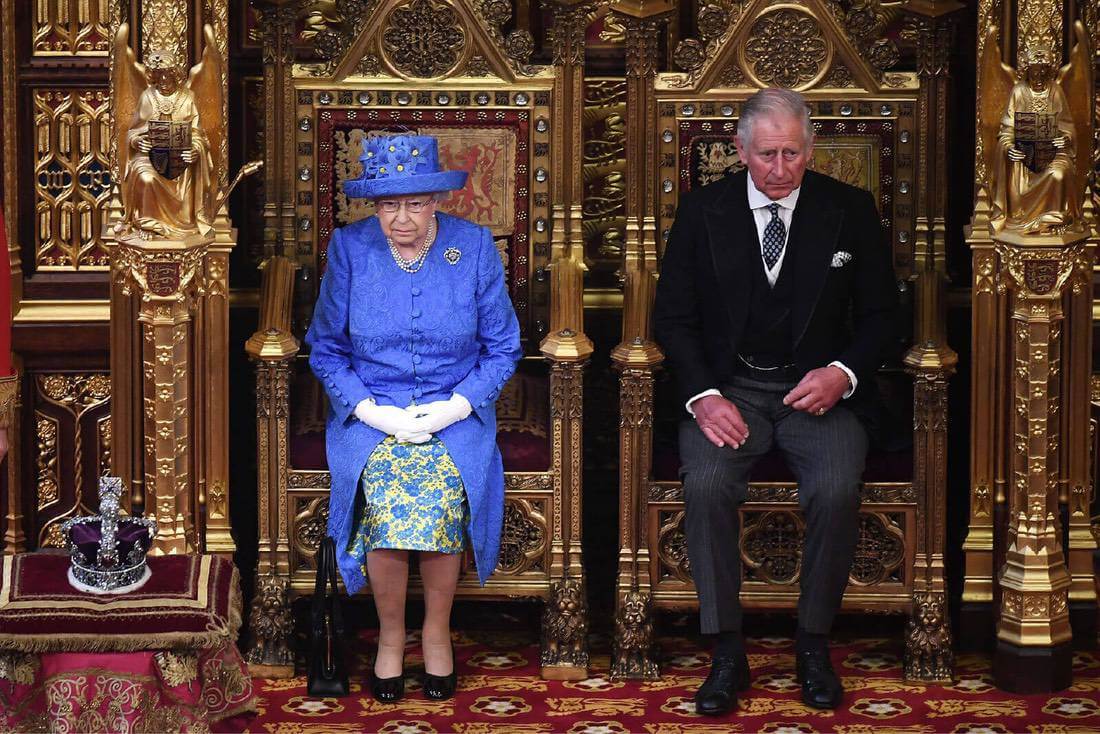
[582,79,626,269]
[293,496,330,567]
[41,522,67,548]
[33,89,112,270]
[1016,0,1061,63]
[35,414,59,511]
[98,415,112,477]
[740,8,832,90]
[497,498,547,574]
[142,0,188,62]
[381,0,466,78]
[33,0,110,55]
[657,510,691,582]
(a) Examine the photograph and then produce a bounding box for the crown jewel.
[62,477,158,594]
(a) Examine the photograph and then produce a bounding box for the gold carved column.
[967,5,1096,690]
[902,0,962,683]
[540,0,594,681]
[107,0,239,556]
[961,0,1005,642]
[994,234,1090,690]
[608,0,672,681]
[112,237,207,554]
[242,0,299,680]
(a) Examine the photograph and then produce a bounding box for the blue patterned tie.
[761,202,786,269]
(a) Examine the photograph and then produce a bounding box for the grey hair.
[737,88,814,148]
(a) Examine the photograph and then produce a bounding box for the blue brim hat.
[342,134,469,199]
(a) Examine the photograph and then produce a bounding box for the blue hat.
[342,134,468,199]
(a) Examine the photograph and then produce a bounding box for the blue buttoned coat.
[306,212,522,593]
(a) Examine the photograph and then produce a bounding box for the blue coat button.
[413,388,423,398]
[412,354,422,364]
[411,309,421,318]
[411,287,421,296]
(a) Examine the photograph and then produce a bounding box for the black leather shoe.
[423,644,458,700]
[795,649,843,709]
[369,670,405,703]
[694,654,751,716]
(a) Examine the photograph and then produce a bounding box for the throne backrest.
[659,99,915,284]
[289,0,557,350]
[648,0,922,455]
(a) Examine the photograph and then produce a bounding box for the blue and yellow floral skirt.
[346,437,469,569]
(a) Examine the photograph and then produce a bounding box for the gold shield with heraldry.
[147,120,192,181]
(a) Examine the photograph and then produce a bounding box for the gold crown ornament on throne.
[61,477,158,594]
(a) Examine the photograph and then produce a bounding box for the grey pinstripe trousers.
[679,374,868,635]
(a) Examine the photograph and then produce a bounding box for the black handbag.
[307,537,350,697]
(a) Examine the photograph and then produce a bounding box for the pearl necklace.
[388,218,437,273]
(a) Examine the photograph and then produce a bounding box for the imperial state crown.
[61,477,158,594]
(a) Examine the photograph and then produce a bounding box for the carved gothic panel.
[496,498,547,574]
[293,496,330,571]
[741,510,804,584]
[850,512,906,585]
[381,0,466,78]
[740,7,832,90]
[657,510,691,583]
[32,88,112,270]
[32,0,109,56]
[30,373,111,548]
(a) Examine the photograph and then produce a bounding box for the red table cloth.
[0,553,256,733]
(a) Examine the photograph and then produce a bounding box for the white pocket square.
[830,251,853,268]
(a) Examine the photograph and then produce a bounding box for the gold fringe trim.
[0,559,245,655]
[0,630,235,654]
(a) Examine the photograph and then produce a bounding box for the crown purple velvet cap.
[62,477,157,593]
[342,134,468,199]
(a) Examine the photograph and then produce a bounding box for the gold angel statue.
[113,23,230,239]
[980,22,1093,235]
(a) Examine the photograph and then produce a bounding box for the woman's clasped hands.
[354,395,473,444]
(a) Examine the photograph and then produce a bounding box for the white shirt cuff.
[686,389,722,416]
[829,361,857,398]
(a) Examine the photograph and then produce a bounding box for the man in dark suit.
[653,88,897,715]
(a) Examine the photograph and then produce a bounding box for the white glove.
[398,394,472,440]
[353,398,422,438]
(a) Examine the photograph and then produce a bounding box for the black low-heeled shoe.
[423,644,458,700]
[369,669,405,702]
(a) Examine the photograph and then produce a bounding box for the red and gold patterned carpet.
[234,622,1100,734]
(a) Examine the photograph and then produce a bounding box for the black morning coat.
[653,169,899,424]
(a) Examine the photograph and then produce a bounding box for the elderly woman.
[307,134,521,702]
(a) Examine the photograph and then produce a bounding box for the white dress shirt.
[684,176,857,415]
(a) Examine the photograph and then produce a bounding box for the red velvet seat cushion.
[288,360,551,473]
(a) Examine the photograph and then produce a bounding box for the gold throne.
[610,0,956,682]
[244,0,591,679]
